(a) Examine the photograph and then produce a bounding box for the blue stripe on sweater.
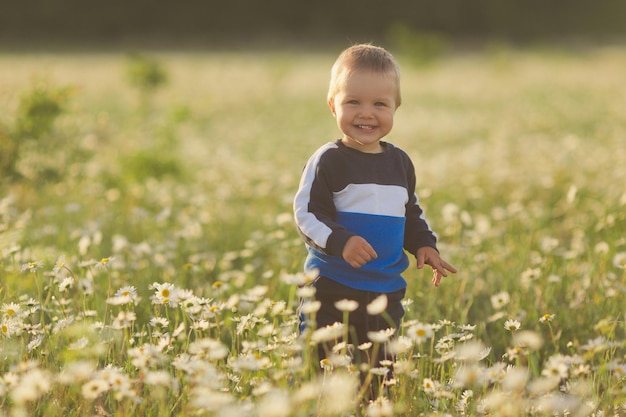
[304,211,409,292]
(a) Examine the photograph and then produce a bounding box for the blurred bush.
[124,55,189,182]
[126,53,168,94]
[121,151,184,182]
[387,24,448,67]
[0,124,17,178]
[2,81,74,182]
[14,82,72,140]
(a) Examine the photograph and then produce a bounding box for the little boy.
[294,44,456,373]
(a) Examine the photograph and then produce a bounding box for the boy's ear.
[328,98,336,116]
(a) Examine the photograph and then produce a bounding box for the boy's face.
[329,71,398,153]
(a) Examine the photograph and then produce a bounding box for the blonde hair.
[327,44,402,107]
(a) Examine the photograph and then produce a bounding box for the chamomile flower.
[95,256,115,270]
[422,377,440,395]
[490,291,510,310]
[10,368,52,404]
[115,285,137,300]
[58,276,74,292]
[541,354,570,379]
[334,298,358,312]
[520,267,541,288]
[27,335,44,352]
[192,319,210,331]
[281,272,307,286]
[150,317,170,328]
[484,362,507,384]
[256,389,291,417]
[2,318,21,338]
[52,316,74,334]
[112,311,137,329]
[188,338,229,360]
[68,337,89,351]
[366,294,388,315]
[453,363,486,388]
[456,390,474,413]
[229,352,272,371]
[144,370,175,388]
[455,341,490,362]
[358,342,372,350]
[539,313,555,324]
[150,282,179,307]
[458,323,477,332]
[407,322,433,344]
[1,302,22,318]
[609,362,626,379]
[57,360,97,385]
[299,300,321,314]
[369,367,390,377]
[366,396,394,417]
[501,367,530,392]
[327,353,352,368]
[504,319,521,331]
[21,261,43,273]
[512,330,544,351]
[311,322,344,344]
[81,378,110,399]
[612,252,626,269]
[388,336,413,355]
[367,328,395,343]
[580,336,609,353]
[182,296,203,315]
[127,343,163,369]
[52,255,68,274]
[295,286,316,298]
[107,286,138,305]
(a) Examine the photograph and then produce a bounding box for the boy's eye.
[347,100,359,105]
[375,102,386,107]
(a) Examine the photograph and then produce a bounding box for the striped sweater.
[293,140,438,293]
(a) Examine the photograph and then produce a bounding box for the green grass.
[0,46,625,416]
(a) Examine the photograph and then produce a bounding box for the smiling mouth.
[357,125,376,130]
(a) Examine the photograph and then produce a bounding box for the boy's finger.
[444,262,458,273]
[432,270,442,287]
[435,264,448,278]
[416,251,425,269]
[364,242,378,259]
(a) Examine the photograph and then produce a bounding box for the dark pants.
[300,276,406,371]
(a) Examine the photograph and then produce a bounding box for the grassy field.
[0,45,625,416]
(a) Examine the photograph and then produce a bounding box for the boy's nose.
[358,106,375,118]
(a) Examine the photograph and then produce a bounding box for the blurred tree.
[14,82,72,140]
[126,53,168,94]
[2,81,74,183]
[1,0,626,47]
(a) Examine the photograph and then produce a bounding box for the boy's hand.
[343,236,378,268]
[416,246,457,287]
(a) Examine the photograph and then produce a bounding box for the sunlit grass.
[1,45,625,416]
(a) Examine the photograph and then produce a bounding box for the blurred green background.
[3,0,626,50]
